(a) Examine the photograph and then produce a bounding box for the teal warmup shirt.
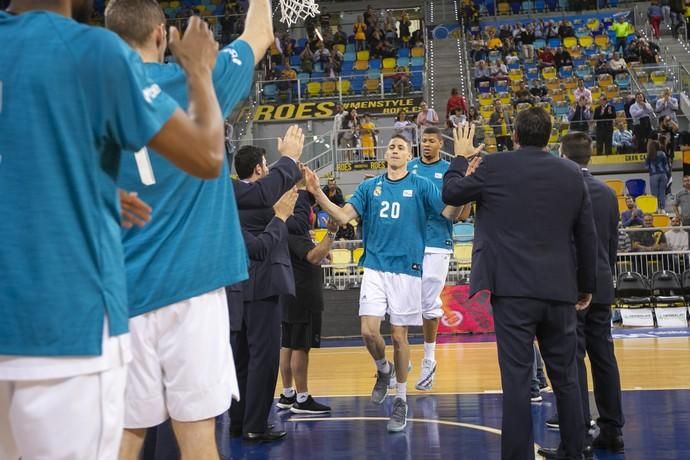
[348,172,445,277]
[0,12,177,356]
[409,158,453,252]
[119,40,254,317]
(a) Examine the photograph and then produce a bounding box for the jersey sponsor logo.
[411,263,421,271]
[221,47,243,66]
[434,172,443,179]
[142,83,162,104]
[403,189,413,197]
[373,186,382,197]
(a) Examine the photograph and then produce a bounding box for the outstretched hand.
[169,16,218,77]
[303,167,321,195]
[453,123,485,159]
[277,125,305,161]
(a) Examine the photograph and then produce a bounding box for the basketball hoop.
[278,0,320,27]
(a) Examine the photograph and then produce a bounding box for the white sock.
[375,358,390,374]
[424,342,436,362]
[296,392,309,404]
[396,381,407,401]
[283,387,296,398]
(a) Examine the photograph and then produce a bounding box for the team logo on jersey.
[403,189,413,197]
[142,83,161,104]
[411,263,421,271]
[434,172,443,179]
[221,48,243,66]
[373,186,382,197]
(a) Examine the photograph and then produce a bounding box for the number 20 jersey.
[348,172,445,277]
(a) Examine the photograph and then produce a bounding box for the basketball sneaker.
[387,397,408,432]
[290,396,331,414]
[276,393,297,410]
[372,361,395,404]
[415,358,437,391]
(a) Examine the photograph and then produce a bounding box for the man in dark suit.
[229,136,304,442]
[592,95,616,156]
[442,108,598,460]
[543,132,625,454]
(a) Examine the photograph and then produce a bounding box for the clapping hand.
[453,123,485,159]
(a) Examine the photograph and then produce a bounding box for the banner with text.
[438,285,495,334]
[253,97,424,122]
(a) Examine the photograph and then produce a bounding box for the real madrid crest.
[373,186,382,197]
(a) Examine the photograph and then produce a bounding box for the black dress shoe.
[242,430,287,442]
[230,424,275,437]
[537,445,592,459]
[592,434,624,453]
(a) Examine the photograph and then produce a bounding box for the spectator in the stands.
[639,41,660,64]
[416,101,440,127]
[363,5,375,26]
[499,24,512,41]
[521,24,535,60]
[622,196,645,227]
[608,52,628,75]
[631,213,668,251]
[354,16,367,51]
[300,45,314,73]
[331,47,344,75]
[656,88,679,122]
[379,40,396,59]
[394,110,416,145]
[648,1,663,39]
[568,96,592,132]
[611,15,634,54]
[400,11,412,47]
[618,224,633,252]
[470,41,488,63]
[278,63,297,98]
[334,25,347,46]
[624,94,635,130]
[673,176,690,226]
[553,47,573,70]
[547,20,559,38]
[593,95,616,155]
[333,103,345,148]
[631,92,655,153]
[486,30,503,51]
[538,47,555,68]
[573,79,592,105]
[489,101,513,151]
[341,109,360,160]
[659,115,679,155]
[467,106,482,123]
[474,61,491,89]
[489,58,508,80]
[411,29,424,48]
[314,41,331,67]
[613,120,635,154]
[449,108,467,128]
[359,113,377,159]
[594,55,612,75]
[558,20,574,38]
[670,0,685,38]
[529,79,548,101]
[665,216,689,250]
[514,81,533,106]
[646,139,670,212]
[322,177,345,207]
[446,88,468,120]
[368,27,384,55]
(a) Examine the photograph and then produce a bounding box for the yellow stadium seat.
[336,79,351,95]
[498,2,510,14]
[598,74,613,87]
[563,77,578,90]
[352,247,364,265]
[313,228,328,242]
[480,106,494,120]
[651,71,667,85]
[363,79,380,94]
[330,248,352,266]
[605,84,619,100]
[411,47,425,57]
[382,57,396,69]
[636,194,659,214]
[508,69,524,82]
[542,66,557,80]
[498,92,512,105]
[545,79,561,91]
[453,243,473,269]
[322,80,336,96]
[334,44,345,54]
[653,213,670,228]
[578,35,594,48]
[606,180,625,195]
[563,36,578,48]
[537,101,551,113]
[568,46,582,58]
[590,86,601,100]
[594,35,609,49]
[170,1,180,7]
[587,18,600,31]
[478,93,494,107]
[306,81,321,98]
[636,71,649,84]
[617,195,628,214]
[354,60,369,71]
[196,4,206,12]
[356,50,370,61]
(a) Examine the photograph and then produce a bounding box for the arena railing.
[468,0,638,20]
[333,124,422,167]
[255,70,425,105]
[230,132,335,173]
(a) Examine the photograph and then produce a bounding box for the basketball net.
[279,0,320,27]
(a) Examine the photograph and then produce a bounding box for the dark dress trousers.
[443,148,598,460]
[576,170,625,439]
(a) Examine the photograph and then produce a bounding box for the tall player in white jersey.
[306,135,477,432]
[408,127,453,390]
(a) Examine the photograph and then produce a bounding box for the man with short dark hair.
[443,109,597,460]
[621,196,644,227]
[322,177,345,207]
[593,95,616,155]
[673,176,690,226]
[545,132,625,455]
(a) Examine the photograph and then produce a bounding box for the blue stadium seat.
[344,52,356,62]
[397,57,410,68]
[626,179,646,198]
[398,48,410,58]
[351,77,364,93]
[369,59,381,70]
[262,83,278,101]
[548,37,562,48]
[533,38,546,49]
[410,56,424,67]
[290,55,301,67]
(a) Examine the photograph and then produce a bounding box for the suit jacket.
[582,170,619,304]
[232,157,300,210]
[593,103,616,134]
[442,147,598,304]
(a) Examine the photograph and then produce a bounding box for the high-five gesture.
[277,125,305,161]
[453,123,485,158]
[169,16,219,77]
[303,167,321,195]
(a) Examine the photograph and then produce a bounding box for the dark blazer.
[593,103,616,134]
[442,147,598,304]
[232,157,300,210]
[582,169,619,304]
